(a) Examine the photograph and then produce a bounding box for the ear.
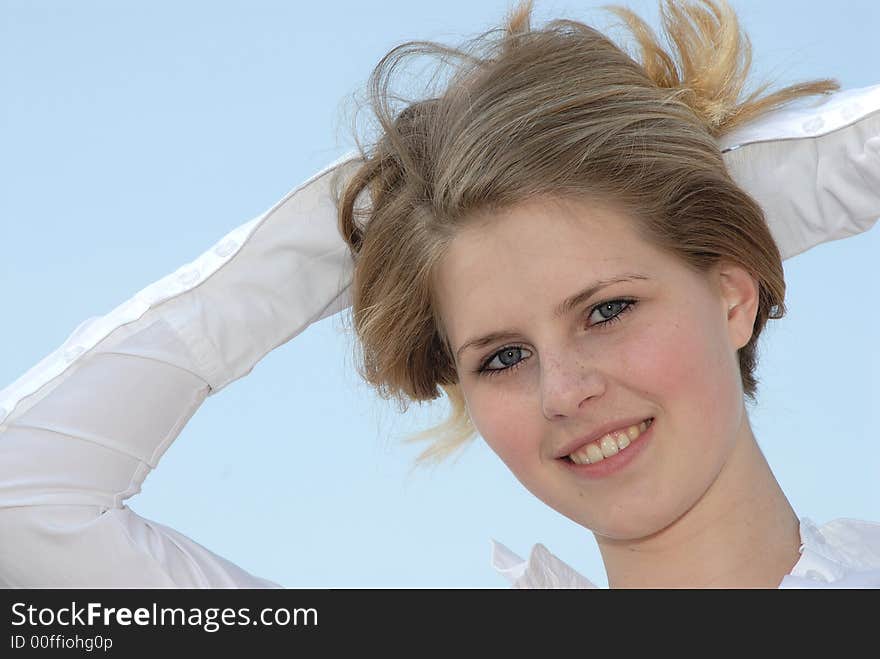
[713,261,760,351]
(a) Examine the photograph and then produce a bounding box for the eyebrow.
[455,273,650,361]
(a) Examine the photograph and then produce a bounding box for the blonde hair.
[334,0,840,466]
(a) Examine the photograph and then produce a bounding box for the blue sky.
[2,0,878,587]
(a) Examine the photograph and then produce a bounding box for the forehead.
[464,195,637,252]
[436,195,653,293]
[432,196,663,348]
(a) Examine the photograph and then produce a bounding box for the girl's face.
[433,195,758,540]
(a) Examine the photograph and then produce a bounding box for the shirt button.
[177,268,200,286]
[214,238,239,258]
[802,117,825,134]
[64,345,85,362]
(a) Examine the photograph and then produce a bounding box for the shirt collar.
[490,539,597,588]
[491,516,880,588]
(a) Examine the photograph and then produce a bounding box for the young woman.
[2,0,878,588]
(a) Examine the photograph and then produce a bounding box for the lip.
[556,416,656,480]
[554,416,654,460]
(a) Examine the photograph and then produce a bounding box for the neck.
[595,418,802,588]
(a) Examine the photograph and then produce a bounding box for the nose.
[540,352,606,420]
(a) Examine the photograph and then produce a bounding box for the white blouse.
[2,83,880,589]
[490,516,880,588]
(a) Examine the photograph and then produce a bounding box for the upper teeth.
[567,419,652,464]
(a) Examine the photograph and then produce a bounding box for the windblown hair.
[334,0,840,465]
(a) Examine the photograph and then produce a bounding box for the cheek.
[467,389,538,473]
[625,304,735,421]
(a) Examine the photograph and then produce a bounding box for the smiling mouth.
[562,417,654,464]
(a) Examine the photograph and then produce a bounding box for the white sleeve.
[720,82,880,260]
[0,150,361,588]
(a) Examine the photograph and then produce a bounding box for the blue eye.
[475,298,638,378]
[479,346,533,377]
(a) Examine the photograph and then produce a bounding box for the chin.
[566,500,688,542]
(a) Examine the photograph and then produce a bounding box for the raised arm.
[0,151,360,587]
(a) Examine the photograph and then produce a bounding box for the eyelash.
[474,298,639,378]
